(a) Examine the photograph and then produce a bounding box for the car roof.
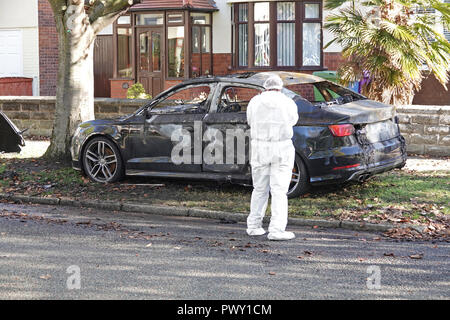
[179,71,325,87]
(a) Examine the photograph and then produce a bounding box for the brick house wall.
[413,74,450,106]
[38,0,58,96]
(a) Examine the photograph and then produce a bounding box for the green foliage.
[126,83,152,99]
[324,0,450,105]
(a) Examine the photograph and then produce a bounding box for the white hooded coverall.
[246,89,299,234]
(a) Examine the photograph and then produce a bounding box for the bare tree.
[45,0,139,159]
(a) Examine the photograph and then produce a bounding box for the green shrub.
[126,83,151,99]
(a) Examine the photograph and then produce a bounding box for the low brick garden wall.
[0,97,146,137]
[397,105,449,157]
[0,97,449,156]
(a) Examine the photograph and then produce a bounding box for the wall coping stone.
[397,105,450,114]
[0,96,148,107]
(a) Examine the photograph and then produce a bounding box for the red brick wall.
[110,79,134,98]
[164,80,183,90]
[286,84,315,102]
[213,53,232,75]
[413,73,450,106]
[38,0,58,96]
[323,52,345,71]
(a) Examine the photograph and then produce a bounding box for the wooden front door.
[136,27,164,98]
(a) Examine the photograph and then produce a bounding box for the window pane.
[168,13,183,24]
[117,15,130,25]
[139,32,149,72]
[238,24,248,66]
[302,23,321,66]
[192,26,200,54]
[152,32,161,72]
[191,13,210,24]
[238,3,248,22]
[254,2,270,21]
[255,23,270,66]
[168,26,185,77]
[118,28,132,77]
[202,27,211,53]
[277,2,295,20]
[136,13,163,25]
[277,23,295,66]
[305,4,320,19]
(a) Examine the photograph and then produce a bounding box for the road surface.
[0,202,448,299]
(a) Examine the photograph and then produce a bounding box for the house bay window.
[232,1,323,69]
[191,13,212,77]
[167,13,185,78]
[277,2,295,66]
[302,3,321,66]
[254,2,270,67]
[115,16,132,78]
[168,26,185,78]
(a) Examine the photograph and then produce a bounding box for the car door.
[125,83,215,173]
[202,83,263,174]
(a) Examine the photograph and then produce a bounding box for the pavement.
[0,202,448,299]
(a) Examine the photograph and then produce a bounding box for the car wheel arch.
[79,134,124,174]
[295,151,311,180]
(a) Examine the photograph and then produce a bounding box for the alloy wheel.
[84,140,118,183]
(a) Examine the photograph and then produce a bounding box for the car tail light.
[332,163,360,170]
[328,124,355,137]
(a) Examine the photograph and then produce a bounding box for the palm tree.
[325,0,450,105]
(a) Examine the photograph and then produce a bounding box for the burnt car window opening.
[286,81,365,107]
[218,86,263,113]
[149,84,213,114]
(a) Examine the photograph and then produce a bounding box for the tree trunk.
[45,4,96,160]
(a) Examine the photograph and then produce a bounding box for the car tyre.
[287,154,309,198]
[82,137,124,183]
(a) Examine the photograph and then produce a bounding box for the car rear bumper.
[308,135,407,185]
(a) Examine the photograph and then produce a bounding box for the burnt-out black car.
[71,72,407,198]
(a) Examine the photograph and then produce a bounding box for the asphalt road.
[0,202,448,299]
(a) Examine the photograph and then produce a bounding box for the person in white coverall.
[246,75,299,241]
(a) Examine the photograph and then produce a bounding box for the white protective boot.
[267,231,296,241]
[247,228,267,236]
